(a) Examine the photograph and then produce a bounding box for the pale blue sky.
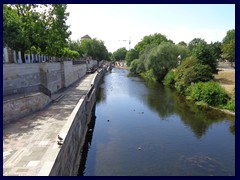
[66,4,235,53]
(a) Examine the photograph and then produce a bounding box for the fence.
[3,47,88,64]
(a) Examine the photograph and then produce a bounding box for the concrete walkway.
[3,73,96,176]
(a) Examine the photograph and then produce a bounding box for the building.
[81,35,92,40]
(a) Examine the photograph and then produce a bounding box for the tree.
[68,39,82,56]
[134,33,174,54]
[188,38,207,52]
[108,52,114,61]
[113,47,127,61]
[174,57,213,93]
[222,29,235,44]
[176,44,190,62]
[192,41,217,73]
[3,4,73,61]
[144,42,179,80]
[45,4,71,57]
[79,38,109,61]
[222,29,235,65]
[208,41,222,61]
[129,59,145,74]
[178,41,187,47]
[125,49,138,66]
[3,4,38,62]
[222,40,235,65]
[62,48,79,59]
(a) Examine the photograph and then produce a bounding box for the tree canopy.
[125,49,139,66]
[112,47,128,61]
[188,38,207,52]
[79,39,109,61]
[191,41,217,73]
[222,29,235,64]
[134,33,174,54]
[3,4,73,61]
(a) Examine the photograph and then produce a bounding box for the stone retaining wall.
[3,60,98,125]
[49,68,106,176]
[3,93,51,125]
[3,60,98,96]
[3,64,41,96]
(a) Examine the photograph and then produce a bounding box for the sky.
[66,4,235,53]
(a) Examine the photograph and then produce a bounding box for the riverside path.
[3,72,97,176]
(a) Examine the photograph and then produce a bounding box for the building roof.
[81,35,91,40]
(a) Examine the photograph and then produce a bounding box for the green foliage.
[61,48,79,59]
[174,57,213,93]
[129,59,145,74]
[46,4,71,57]
[192,41,217,73]
[134,33,173,54]
[129,41,181,81]
[79,39,109,60]
[141,69,157,82]
[125,49,139,66]
[178,41,187,47]
[68,39,81,53]
[209,41,222,61]
[222,40,235,63]
[108,52,114,61]
[163,70,175,87]
[176,44,190,61]
[144,42,179,80]
[3,4,72,60]
[187,81,229,106]
[222,29,235,64]
[188,38,207,52]
[223,88,235,112]
[222,29,235,44]
[113,47,127,61]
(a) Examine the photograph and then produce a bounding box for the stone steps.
[52,94,65,103]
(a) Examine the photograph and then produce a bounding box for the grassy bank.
[214,69,235,96]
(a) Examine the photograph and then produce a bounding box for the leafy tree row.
[126,29,234,78]
[3,4,77,62]
[68,38,110,61]
[3,4,112,63]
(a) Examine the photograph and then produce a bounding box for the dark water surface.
[79,68,235,176]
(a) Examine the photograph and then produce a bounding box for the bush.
[187,81,229,106]
[129,59,145,74]
[163,70,175,87]
[174,56,213,93]
[141,69,157,82]
[224,88,235,112]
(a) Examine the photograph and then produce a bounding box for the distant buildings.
[81,35,91,40]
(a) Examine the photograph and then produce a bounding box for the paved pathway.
[3,73,96,176]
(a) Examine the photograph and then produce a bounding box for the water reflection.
[79,68,235,176]
[78,112,96,176]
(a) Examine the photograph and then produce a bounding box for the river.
[78,68,235,176]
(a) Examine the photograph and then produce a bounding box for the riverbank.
[128,67,235,116]
[113,65,129,70]
[3,69,105,176]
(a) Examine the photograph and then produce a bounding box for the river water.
[79,68,235,176]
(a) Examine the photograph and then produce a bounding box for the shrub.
[141,69,157,81]
[174,56,213,93]
[129,59,139,73]
[187,81,229,106]
[224,88,235,112]
[163,70,175,87]
[129,59,145,74]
